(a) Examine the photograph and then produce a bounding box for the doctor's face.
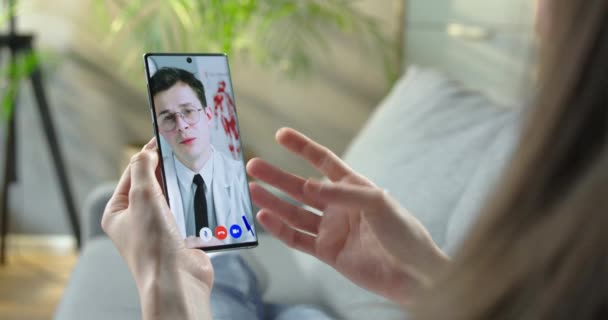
[155,82,213,167]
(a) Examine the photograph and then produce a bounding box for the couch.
[55,66,520,319]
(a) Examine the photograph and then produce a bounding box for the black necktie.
[193,174,208,236]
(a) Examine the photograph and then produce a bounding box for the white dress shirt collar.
[174,148,215,190]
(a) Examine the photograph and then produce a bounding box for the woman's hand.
[102,139,214,320]
[185,236,223,249]
[247,128,449,306]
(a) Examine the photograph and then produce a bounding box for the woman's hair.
[412,1,608,319]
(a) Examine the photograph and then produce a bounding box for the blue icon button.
[229,224,242,239]
[242,215,255,236]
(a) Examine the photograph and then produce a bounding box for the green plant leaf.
[88,0,397,88]
[1,52,40,120]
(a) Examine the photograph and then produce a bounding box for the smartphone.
[143,53,257,252]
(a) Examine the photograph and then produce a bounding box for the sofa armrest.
[82,182,117,243]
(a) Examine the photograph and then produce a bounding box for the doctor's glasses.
[158,107,204,132]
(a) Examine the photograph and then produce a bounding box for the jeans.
[210,253,333,319]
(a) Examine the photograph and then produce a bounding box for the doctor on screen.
[150,67,254,246]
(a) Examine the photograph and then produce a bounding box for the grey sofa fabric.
[55,238,141,319]
[55,182,140,319]
[342,67,519,248]
[444,119,520,253]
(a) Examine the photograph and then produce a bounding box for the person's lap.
[210,253,333,320]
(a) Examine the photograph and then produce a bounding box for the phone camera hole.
[186,57,192,63]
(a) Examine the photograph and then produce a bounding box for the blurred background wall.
[0,0,533,236]
[0,0,402,235]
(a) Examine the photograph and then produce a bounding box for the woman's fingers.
[275,128,353,182]
[249,182,322,235]
[144,137,157,149]
[106,164,132,215]
[103,141,162,235]
[256,209,317,256]
[106,138,160,215]
[247,158,325,210]
[129,147,164,202]
[247,127,374,210]
[304,179,436,267]
[303,179,411,237]
[304,179,391,212]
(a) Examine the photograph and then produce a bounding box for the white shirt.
[174,151,217,236]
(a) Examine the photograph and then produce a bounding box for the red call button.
[215,226,228,240]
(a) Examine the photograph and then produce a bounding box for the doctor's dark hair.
[149,67,207,108]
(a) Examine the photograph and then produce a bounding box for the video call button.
[199,227,213,242]
[215,226,228,240]
[230,224,242,239]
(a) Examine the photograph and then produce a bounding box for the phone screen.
[144,53,257,252]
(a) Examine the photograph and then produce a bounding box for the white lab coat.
[163,147,255,244]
